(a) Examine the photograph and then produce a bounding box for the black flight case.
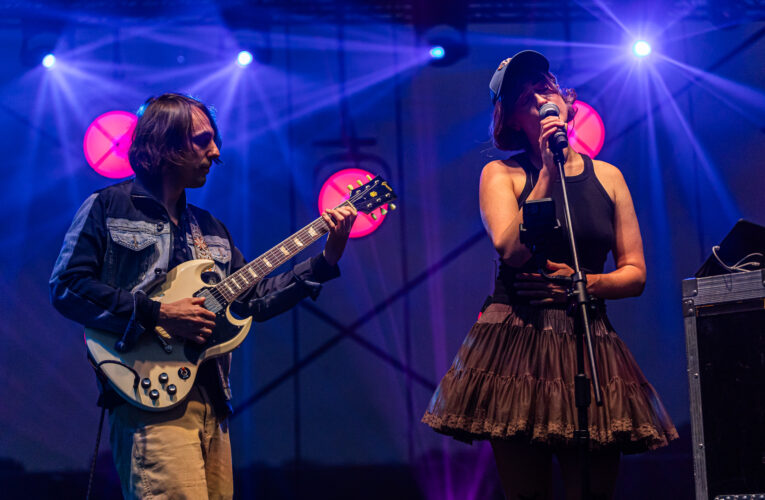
[682,269,765,500]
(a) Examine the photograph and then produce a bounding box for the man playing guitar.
[50,93,356,499]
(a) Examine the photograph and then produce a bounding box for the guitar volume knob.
[167,384,177,395]
[158,373,169,384]
[141,378,151,389]
[149,389,160,400]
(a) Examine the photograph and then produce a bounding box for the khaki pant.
[109,385,233,500]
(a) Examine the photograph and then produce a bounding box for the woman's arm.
[480,115,569,266]
[479,160,557,267]
[586,161,646,299]
[513,161,646,303]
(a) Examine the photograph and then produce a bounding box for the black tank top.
[493,152,615,303]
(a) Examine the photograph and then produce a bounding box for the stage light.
[632,40,652,58]
[567,101,605,158]
[422,24,468,67]
[236,50,253,67]
[318,169,388,238]
[83,111,138,179]
[429,45,445,59]
[41,53,56,68]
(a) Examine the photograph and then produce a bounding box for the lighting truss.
[2,0,765,26]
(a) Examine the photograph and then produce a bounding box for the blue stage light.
[236,50,253,67]
[429,46,445,60]
[632,40,652,58]
[42,53,56,68]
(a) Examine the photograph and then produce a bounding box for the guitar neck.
[211,212,338,304]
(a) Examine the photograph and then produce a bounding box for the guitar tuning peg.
[390,203,397,210]
[356,179,363,186]
[366,174,373,181]
[347,184,354,191]
[381,208,388,215]
[370,213,378,220]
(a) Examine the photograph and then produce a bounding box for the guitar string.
[208,195,368,304]
[212,218,331,303]
[221,220,328,299]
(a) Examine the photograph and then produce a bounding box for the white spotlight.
[42,53,56,68]
[236,50,253,67]
[632,40,652,58]
[429,46,445,59]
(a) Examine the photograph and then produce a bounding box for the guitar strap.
[187,209,212,260]
[186,207,231,395]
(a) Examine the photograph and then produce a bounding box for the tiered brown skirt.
[422,302,678,454]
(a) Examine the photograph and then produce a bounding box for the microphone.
[539,103,569,154]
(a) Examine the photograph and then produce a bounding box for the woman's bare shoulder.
[592,159,631,202]
[592,159,625,182]
[481,158,526,180]
[592,160,630,206]
[480,158,528,200]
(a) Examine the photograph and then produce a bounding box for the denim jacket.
[50,178,340,411]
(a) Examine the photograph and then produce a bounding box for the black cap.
[489,50,550,105]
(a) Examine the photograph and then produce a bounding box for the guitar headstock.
[343,175,398,219]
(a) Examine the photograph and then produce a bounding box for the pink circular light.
[567,100,605,158]
[318,168,388,239]
[83,111,138,179]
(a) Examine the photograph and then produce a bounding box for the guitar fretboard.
[211,216,332,304]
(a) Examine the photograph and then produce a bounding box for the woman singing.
[422,51,677,500]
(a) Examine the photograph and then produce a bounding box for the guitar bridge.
[153,328,174,354]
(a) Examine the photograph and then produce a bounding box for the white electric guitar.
[85,175,397,411]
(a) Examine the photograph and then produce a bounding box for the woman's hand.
[538,115,567,179]
[322,207,357,267]
[514,260,574,305]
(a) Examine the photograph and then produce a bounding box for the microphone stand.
[551,146,603,500]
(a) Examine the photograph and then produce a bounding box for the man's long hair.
[129,93,222,182]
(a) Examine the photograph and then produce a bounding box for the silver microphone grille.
[538,102,560,119]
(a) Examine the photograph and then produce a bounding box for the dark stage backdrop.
[1,3,763,498]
